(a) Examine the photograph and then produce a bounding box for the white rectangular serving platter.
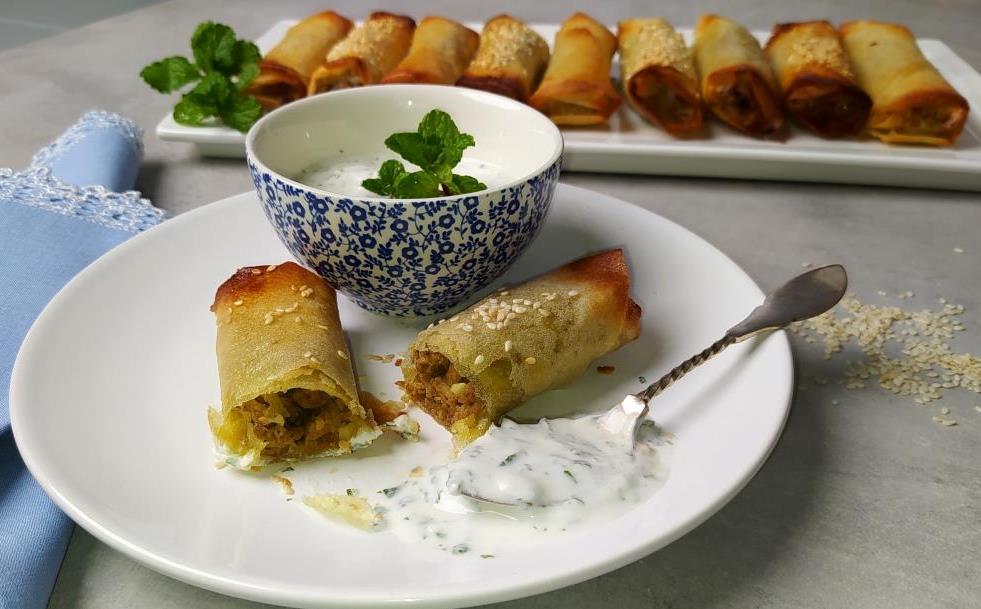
[156,20,981,191]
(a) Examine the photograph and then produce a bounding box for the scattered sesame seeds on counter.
[791,293,980,425]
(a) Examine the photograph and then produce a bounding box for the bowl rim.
[245,84,564,204]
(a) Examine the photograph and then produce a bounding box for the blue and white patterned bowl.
[246,85,562,316]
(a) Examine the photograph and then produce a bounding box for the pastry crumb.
[272,474,294,496]
[303,494,381,530]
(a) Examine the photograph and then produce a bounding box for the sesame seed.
[264,313,274,325]
[523,300,532,306]
[233,299,244,306]
[801,262,812,268]
[525,357,537,365]
[532,301,541,309]
[941,407,950,415]
[300,288,314,298]
[284,302,299,313]
[290,285,296,291]
[942,419,958,426]
[427,322,434,329]
[499,291,509,296]
[317,324,329,330]
[546,294,556,301]
[514,306,527,314]
[486,323,496,330]
[953,247,964,254]
[438,319,446,324]
[506,312,516,320]
[832,399,839,405]
[450,315,459,322]
[309,356,320,364]
[877,291,887,297]
[539,309,550,317]
[303,351,312,358]
[475,355,485,365]
[567,290,579,297]
[266,265,277,272]
[337,350,348,360]
[463,324,473,332]
[975,405,981,413]
[250,268,261,275]
[504,340,513,352]
[295,316,302,323]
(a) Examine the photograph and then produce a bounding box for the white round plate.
[11,184,792,608]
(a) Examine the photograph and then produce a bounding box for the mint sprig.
[140,21,263,133]
[362,110,487,199]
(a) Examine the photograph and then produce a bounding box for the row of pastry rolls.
[622,17,968,145]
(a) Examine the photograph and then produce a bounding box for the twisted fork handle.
[637,335,737,403]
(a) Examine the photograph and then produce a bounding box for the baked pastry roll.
[245,11,353,111]
[456,14,551,102]
[308,12,415,95]
[693,15,784,136]
[401,249,642,445]
[839,21,969,146]
[382,16,480,85]
[529,12,621,125]
[618,18,703,135]
[765,21,872,137]
[208,262,380,469]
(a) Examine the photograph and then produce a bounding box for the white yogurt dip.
[369,416,673,556]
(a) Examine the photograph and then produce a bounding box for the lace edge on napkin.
[0,166,166,233]
[30,110,145,169]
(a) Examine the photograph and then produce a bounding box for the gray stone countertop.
[0,1,978,608]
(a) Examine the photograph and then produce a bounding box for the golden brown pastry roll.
[382,16,480,85]
[618,18,703,135]
[308,12,415,95]
[245,11,353,111]
[401,249,642,445]
[839,21,969,146]
[208,262,380,469]
[693,15,784,136]
[456,14,551,102]
[765,21,872,137]
[529,12,621,125]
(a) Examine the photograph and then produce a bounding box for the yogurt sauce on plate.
[295,156,503,197]
[370,416,673,556]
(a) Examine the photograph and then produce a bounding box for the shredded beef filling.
[405,351,484,428]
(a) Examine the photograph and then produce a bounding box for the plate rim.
[10,184,794,608]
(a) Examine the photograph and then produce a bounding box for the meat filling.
[212,388,372,461]
[404,350,485,428]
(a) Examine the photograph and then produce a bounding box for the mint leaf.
[384,132,441,170]
[173,95,210,126]
[233,40,261,71]
[236,62,261,90]
[140,56,200,93]
[393,171,441,198]
[448,174,486,195]
[191,22,237,73]
[186,72,230,113]
[221,94,263,132]
[362,160,406,196]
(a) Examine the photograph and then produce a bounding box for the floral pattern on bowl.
[250,159,560,316]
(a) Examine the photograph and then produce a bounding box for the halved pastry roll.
[839,21,969,146]
[618,18,703,135]
[382,16,480,85]
[245,11,353,111]
[209,262,380,469]
[456,14,551,102]
[401,249,642,445]
[765,21,871,137]
[307,12,415,95]
[529,12,622,125]
[693,15,784,136]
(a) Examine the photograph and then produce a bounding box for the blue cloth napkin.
[0,111,165,609]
